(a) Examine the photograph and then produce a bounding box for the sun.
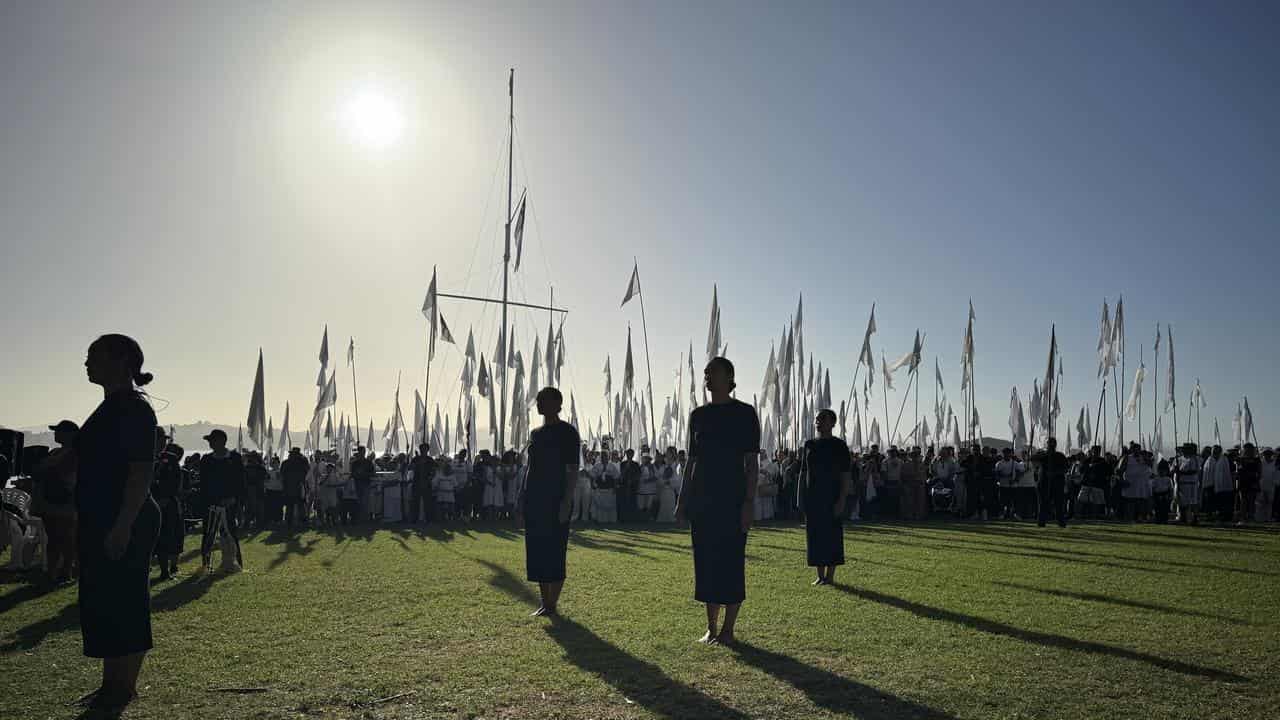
[340,88,405,149]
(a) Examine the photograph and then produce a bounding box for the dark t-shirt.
[801,436,851,509]
[1084,457,1111,488]
[411,456,437,491]
[1235,457,1261,491]
[151,455,184,501]
[351,457,375,486]
[75,390,157,535]
[686,400,761,514]
[1033,450,1069,482]
[522,421,581,533]
[280,455,310,497]
[200,452,245,503]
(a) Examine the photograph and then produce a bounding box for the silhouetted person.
[520,387,580,617]
[676,357,761,645]
[799,409,852,585]
[1031,437,1069,527]
[73,333,162,712]
[198,429,244,573]
[151,432,185,579]
[280,447,310,529]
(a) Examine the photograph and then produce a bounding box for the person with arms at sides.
[151,432,185,580]
[349,447,375,522]
[1260,449,1279,522]
[72,333,163,712]
[1173,443,1202,524]
[1234,443,1262,527]
[1203,445,1235,525]
[1031,437,1069,528]
[799,409,851,586]
[280,447,310,530]
[675,357,761,646]
[409,444,436,525]
[197,429,244,573]
[35,419,80,584]
[519,387,580,617]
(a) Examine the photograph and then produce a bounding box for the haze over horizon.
[3,1,1278,449]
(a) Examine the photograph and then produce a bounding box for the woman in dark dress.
[74,333,162,711]
[675,357,760,645]
[799,409,852,586]
[520,386,581,617]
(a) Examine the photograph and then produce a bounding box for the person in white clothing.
[570,456,593,524]
[1116,444,1152,522]
[480,458,504,519]
[434,462,457,520]
[994,449,1025,520]
[1173,444,1201,525]
[1204,445,1235,524]
[636,453,659,519]
[655,454,678,522]
[590,452,618,523]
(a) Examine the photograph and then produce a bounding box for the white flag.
[439,313,456,345]
[858,304,877,368]
[620,262,641,306]
[1124,362,1145,421]
[1243,397,1254,443]
[421,266,439,361]
[1096,300,1114,378]
[1163,324,1175,413]
[318,326,329,372]
[477,355,491,398]
[513,193,527,272]
[705,285,722,364]
[603,356,612,398]
[246,349,267,448]
[278,402,291,451]
[464,327,476,360]
[347,337,355,366]
[881,351,895,390]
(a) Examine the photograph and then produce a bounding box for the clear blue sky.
[2,1,1277,449]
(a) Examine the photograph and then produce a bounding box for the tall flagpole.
[497,69,514,454]
[350,340,361,445]
[633,259,659,448]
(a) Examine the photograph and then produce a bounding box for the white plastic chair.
[1,489,47,571]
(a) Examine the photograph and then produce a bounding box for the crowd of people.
[10,417,1279,585]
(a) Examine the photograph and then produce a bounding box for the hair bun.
[134,371,155,387]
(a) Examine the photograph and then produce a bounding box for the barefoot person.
[521,387,581,617]
[799,409,851,586]
[676,357,761,645]
[74,334,162,712]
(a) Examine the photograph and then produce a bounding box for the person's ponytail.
[133,370,155,387]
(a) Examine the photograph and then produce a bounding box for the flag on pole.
[603,356,612,398]
[1097,300,1115,378]
[1163,324,1175,413]
[439,313,455,345]
[246,349,267,448]
[279,402,291,451]
[494,326,506,375]
[1076,407,1088,450]
[477,355,491,398]
[881,351,895,390]
[347,337,355,366]
[318,325,330,373]
[366,420,374,454]
[422,266,439,361]
[513,193,527,271]
[464,327,476,360]
[858,304,877,368]
[1124,360,1145,421]
[1243,397,1254,443]
[705,285,722,363]
[624,327,635,395]
[1192,378,1206,408]
[620,262,641,306]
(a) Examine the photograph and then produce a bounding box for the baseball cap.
[49,420,80,433]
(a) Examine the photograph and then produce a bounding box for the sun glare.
[341,88,405,149]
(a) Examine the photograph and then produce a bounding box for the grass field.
[2,520,1278,720]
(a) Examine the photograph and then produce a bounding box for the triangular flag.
[620,262,641,306]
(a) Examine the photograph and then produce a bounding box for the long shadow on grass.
[545,615,750,719]
[991,581,1250,626]
[731,642,957,719]
[259,529,323,571]
[835,584,1247,683]
[476,559,750,718]
[849,534,1167,574]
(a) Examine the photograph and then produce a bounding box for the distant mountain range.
[9,421,247,456]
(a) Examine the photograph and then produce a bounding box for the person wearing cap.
[1173,443,1202,524]
[36,419,80,583]
[151,431,185,580]
[198,429,244,573]
[675,357,761,645]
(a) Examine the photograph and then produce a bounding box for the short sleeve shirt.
[687,399,761,512]
[522,421,581,531]
[75,390,157,535]
[801,436,851,508]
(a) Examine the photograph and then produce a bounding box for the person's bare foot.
[698,630,717,644]
[714,630,736,646]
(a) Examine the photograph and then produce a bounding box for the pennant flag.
[858,304,877,368]
[366,420,374,454]
[1124,358,1146,421]
[545,318,556,383]
[1243,397,1255,443]
[604,356,612,398]
[935,358,944,392]
[1076,407,1088,450]
[528,338,541,408]
[624,327,635,395]
[324,410,334,441]
[464,327,476,360]
[869,418,882,447]
[246,349,267,448]
[620,262,641,306]
[1163,324,1175,413]
[1192,378,1207,408]
[439,313,456,345]
[1041,326,1057,429]
[705,285,722,363]
[422,266,439,361]
[347,337,355,366]
[1213,418,1221,445]
[477,355,491,398]
[881,351,895,390]
[266,416,274,455]
[279,402,291,451]
[237,424,243,451]
[494,325,506,375]
[316,372,337,414]
[513,193,527,272]
[318,325,330,372]
[1096,300,1115,378]
[1111,296,1125,361]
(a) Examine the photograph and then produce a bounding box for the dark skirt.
[691,505,747,605]
[525,521,570,583]
[78,498,161,659]
[155,497,184,556]
[804,503,844,566]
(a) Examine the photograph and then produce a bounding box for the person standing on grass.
[1233,443,1261,527]
[520,387,580,617]
[198,429,244,574]
[675,357,761,646]
[799,408,851,586]
[1031,437,1069,528]
[1260,449,1279,522]
[72,333,162,713]
[1204,445,1235,524]
[1174,443,1202,524]
[151,434,185,580]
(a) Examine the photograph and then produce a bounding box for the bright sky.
[3,1,1278,450]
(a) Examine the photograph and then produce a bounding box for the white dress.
[656,465,677,522]
[481,467,504,508]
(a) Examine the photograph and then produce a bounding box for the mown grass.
[2,519,1277,719]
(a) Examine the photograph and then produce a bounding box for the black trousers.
[1152,491,1171,524]
[1038,478,1067,526]
[284,497,304,527]
[411,486,434,523]
[966,477,996,517]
